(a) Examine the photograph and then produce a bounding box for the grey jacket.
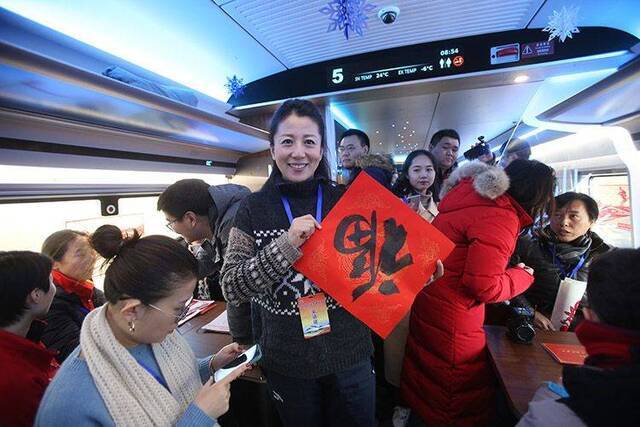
[208,184,253,344]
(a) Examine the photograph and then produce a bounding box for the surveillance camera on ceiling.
[378,6,400,25]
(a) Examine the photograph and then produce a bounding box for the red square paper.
[295,172,454,338]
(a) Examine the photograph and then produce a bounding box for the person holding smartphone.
[392,150,439,222]
[386,149,440,424]
[37,225,248,426]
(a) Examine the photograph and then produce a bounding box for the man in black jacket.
[513,192,611,330]
[428,129,460,201]
[158,179,253,344]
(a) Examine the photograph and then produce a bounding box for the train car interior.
[1,0,638,257]
[0,0,639,425]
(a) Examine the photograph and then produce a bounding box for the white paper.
[550,277,587,331]
[201,310,230,333]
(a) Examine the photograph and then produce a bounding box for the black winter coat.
[41,287,105,363]
[512,230,610,316]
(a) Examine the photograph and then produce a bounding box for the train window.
[0,195,179,290]
[587,174,632,248]
[0,199,102,253]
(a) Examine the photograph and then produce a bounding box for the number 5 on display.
[332,68,344,84]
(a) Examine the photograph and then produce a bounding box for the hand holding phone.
[213,344,261,383]
[404,194,421,212]
[194,366,247,419]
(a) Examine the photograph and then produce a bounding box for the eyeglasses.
[165,214,184,231]
[148,296,193,323]
[337,146,359,154]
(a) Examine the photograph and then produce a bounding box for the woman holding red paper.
[221,99,375,427]
[401,159,555,426]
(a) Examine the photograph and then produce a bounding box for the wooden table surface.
[484,325,581,418]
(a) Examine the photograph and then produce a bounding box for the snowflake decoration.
[542,5,580,43]
[320,0,377,40]
[225,75,246,98]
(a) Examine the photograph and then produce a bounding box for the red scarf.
[576,320,640,369]
[52,270,95,311]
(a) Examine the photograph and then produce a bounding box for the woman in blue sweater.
[37,225,248,426]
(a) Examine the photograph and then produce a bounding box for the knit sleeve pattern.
[221,199,302,306]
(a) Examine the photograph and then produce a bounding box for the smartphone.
[404,194,421,212]
[214,344,262,382]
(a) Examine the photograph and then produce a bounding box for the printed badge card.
[295,172,454,338]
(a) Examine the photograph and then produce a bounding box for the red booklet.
[542,343,587,365]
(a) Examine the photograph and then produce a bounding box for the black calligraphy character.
[334,212,413,301]
[378,218,413,295]
[334,213,377,300]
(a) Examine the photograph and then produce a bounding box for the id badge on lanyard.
[298,293,331,339]
[281,185,330,339]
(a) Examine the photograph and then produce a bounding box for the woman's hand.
[516,262,535,276]
[425,260,444,287]
[193,364,248,419]
[287,214,322,248]
[210,343,245,371]
[533,311,556,331]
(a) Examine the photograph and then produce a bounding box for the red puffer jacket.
[401,162,534,426]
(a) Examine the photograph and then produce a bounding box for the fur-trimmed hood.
[356,153,395,172]
[439,161,509,201]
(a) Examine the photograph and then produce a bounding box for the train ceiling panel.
[333,94,439,154]
[429,82,541,148]
[219,0,545,68]
[530,0,640,42]
[333,80,541,156]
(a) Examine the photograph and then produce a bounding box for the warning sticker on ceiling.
[490,43,520,65]
[521,41,555,59]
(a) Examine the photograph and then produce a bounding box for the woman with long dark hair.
[221,99,375,427]
[401,159,555,426]
[392,149,439,222]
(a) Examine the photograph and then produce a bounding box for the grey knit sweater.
[221,176,373,379]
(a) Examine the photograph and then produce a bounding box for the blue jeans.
[264,360,376,427]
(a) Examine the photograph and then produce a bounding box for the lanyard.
[280,185,323,225]
[138,358,170,391]
[551,246,587,280]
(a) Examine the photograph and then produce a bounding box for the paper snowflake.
[225,75,246,98]
[542,5,580,43]
[320,0,377,40]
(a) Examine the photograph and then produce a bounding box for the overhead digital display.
[229,28,638,107]
[327,45,465,89]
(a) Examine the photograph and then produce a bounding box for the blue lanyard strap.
[137,359,170,391]
[551,246,587,279]
[280,185,323,225]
